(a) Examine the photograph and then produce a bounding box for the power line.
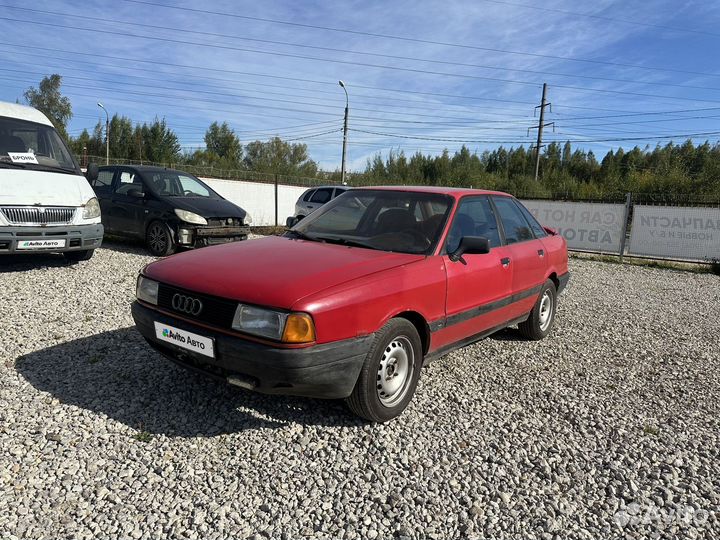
[122,0,720,79]
[3,4,719,93]
[479,0,720,38]
[349,127,720,144]
[0,42,658,115]
[4,16,720,105]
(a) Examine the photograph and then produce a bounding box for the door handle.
[501,257,511,267]
[538,249,545,257]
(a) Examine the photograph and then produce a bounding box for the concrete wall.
[201,177,308,226]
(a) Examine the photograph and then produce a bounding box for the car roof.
[98,165,191,175]
[305,185,347,190]
[352,185,511,198]
[0,101,54,127]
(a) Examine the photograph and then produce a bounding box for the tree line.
[20,75,720,200]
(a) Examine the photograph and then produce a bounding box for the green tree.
[243,137,318,177]
[23,74,72,140]
[140,118,181,163]
[204,121,242,162]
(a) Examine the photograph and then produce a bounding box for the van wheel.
[63,249,94,262]
[518,279,557,340]
[146,222,176,257]
[346,318,423,422]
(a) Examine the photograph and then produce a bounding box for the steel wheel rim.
[148,224,167,254]
[376,335,414,408]
[538,291,553,331]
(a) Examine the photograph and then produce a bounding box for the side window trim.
[303,189,316,202]
[488,196,508,246]
[490,195,536,245]
[512,198,546,238]
[442,195,501,254]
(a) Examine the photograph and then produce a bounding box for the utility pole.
[97,102,109,165]
[339,80,349,185]
[528,83,554,182]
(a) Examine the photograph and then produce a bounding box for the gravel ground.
[1,242,719,540]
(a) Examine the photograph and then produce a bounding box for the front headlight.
[231,304,315,343]
[174,209,207,225]
[82,197,101,219]
[244,212,252,225]
[136,275,159,305]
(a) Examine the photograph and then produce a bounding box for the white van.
[0,101,103,261]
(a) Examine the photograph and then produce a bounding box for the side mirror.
[86,163,99,182]
[286,216,300,228]
[128,188,145,199]
[449,236,490,262]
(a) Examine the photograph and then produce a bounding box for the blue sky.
[1,0,720,171]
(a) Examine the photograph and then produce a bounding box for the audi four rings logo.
[172,293,203,315]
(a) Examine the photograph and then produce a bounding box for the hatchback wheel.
[146,221,176,257]
[346,318,423,422]
[518,279,557,340]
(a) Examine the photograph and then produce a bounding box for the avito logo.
[162,328,187,343]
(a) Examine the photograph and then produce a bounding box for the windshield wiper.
[313,236,378,250]
[0,160,27,169]
[284,229,318,242]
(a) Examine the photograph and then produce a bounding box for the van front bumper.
[0,224,104,254]
[131,301,372,399]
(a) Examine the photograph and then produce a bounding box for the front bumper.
[131,301,372,399]
[0,224,104,254]
[176,225,251,248]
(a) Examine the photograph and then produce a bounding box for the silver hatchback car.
[287,185,349,225]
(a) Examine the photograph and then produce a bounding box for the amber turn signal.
[282,313,316,343]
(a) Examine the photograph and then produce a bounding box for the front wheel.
[146,221,176,257]
[63,249,94,262]
[518,279,557,340]
[346,318,423,422]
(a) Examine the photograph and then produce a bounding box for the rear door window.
[310,188,333,204]
[492,196,534,244]
[93,169,115,195]
[114,170,144,195]
[514,199,547,238]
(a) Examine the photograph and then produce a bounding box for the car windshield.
[290,189,453,255]
[0,116,79,172]
[145,172,218,198]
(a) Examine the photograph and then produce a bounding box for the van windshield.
[0,116,79,173]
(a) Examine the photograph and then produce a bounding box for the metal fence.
[521,194,720,264]
[78,154,720,262]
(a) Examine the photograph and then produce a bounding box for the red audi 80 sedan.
[132,187,569,422]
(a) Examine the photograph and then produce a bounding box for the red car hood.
[143,236,424,309]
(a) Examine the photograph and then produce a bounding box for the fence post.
[274,174,279,227]
[619,192,632,262]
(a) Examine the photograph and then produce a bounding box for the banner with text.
[520,200,626,253]
[628,205,720,262]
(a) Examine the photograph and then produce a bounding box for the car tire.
[146,221,177,257]
[518,279,557,340]
[346,318,423,422]
[63,249,94,262]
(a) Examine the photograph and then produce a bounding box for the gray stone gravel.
[1,242,719,539]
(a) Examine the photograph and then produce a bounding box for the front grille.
[206,217,243,227]
[157,283,237,329]
[1,206,75,225]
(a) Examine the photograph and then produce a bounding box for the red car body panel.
[142,235,426,311]
[134,188,569,399]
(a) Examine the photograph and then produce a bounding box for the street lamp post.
[338,81,349,185]
[97,102,109,165]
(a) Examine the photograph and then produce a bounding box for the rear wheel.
[146,221,176,257]
[518,279,557,340]
[346,318,423,422]
[63,249,94,262]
